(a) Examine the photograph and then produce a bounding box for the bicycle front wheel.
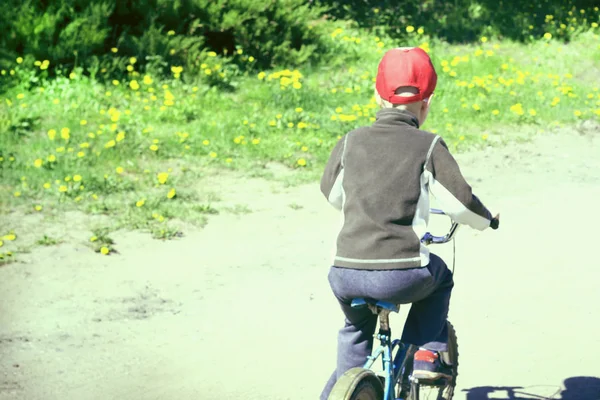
[328,368,384,400]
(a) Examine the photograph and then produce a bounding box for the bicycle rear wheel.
[411,321,459,400]
[328,368,385,400]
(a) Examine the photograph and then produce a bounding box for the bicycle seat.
[351,298,400,313]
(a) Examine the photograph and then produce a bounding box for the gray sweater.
[320,108,493,270]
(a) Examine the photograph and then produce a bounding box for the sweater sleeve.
[320,135,347,211]
[425,136,493,230]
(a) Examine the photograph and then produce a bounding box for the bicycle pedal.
[413,376,449,386]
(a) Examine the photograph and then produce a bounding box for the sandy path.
[1,126,600,400]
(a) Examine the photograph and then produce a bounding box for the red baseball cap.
[375,47,437,105]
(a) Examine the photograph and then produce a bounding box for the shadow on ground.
[463,376,600,399]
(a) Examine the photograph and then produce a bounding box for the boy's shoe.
[412,349,453,381]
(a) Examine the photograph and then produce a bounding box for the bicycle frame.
[361,307,414,400]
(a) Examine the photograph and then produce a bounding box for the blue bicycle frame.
[361,333,410,400]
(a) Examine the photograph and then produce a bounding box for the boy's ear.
[420,99,431,125]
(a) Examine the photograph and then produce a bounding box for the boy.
[319,47,499,399]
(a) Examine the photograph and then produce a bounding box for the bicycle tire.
[444,320,459,400]
[328,367,385,400]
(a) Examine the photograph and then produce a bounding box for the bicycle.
[327,208,461,400]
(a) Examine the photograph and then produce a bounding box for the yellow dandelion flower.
[406,26,415,33]
[157,172,169,184]
[492,109,500,115]
[226,158,233,163]
[73,175,82,182]
[297,122,308,129]
[209,151,217,158]
[543,32,552,40]
[481,36,488,43]
[100,247,110,255]
[115,166,124,174]
[574,110,582,117]
[77,151,85,158]
[80,119,87,126]
[143,75,153,85]
[297,158,307,167]
[203,139,210,146]
[47,154,56,162]
[149,144,159,151]
[268,120,276,126]
[58,185,68,193]
[472,104,481,111]
[104,140,116,149]
[61,127,70,140]
[34,205,42,211]
[295,107,303,113]
[129,57,137,65]
[293,82,302,89]
[288,122,294,128]
[301,146,309,152]
[129,80,140,90]
[252,138,260,145]
[43,182,51,189]
[116,131,126,142]
[167,188,176,199]
[34,159,43,168]
[417,27,424,35]
[111,47,118,53]
[47,129,57,140]
[136,199,145,207]
[528,109,537,116]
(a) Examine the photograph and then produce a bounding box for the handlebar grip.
[490,217,499,230]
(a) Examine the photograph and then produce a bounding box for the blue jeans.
[320,253,453,400]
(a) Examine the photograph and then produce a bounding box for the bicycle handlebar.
[421,208,460,245]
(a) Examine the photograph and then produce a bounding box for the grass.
[1,17,599,257]
[36,234,63,246]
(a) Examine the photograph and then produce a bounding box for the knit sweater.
[320,108,493,270]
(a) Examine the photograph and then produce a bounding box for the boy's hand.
[490,213,500,230]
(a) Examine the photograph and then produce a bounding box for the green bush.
[316,0,600,43]
[0,0,327,77]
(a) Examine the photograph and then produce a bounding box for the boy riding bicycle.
[319,47,499,399]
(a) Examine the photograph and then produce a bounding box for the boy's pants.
[319,253,453,400]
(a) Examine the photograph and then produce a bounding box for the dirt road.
[1,126,600,400]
